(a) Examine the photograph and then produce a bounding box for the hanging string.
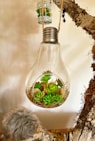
[58,0,64,32]
[41,0,64,32]
[41,0,44,31]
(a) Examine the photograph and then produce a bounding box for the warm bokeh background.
[0,0,94,130]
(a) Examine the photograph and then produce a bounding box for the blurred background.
[0,0,94,130]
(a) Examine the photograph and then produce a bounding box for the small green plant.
[47,83,59,94]
[34,91,44,102]
[34,82,41,89]
[41,74,51,82]
[43,93,52,105]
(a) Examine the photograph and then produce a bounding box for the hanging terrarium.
[25,27,70,108]
[36,0,52,24]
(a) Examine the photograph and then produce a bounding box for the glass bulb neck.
[43,27,58,44]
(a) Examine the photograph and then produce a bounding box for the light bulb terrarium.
[25,27,70,108]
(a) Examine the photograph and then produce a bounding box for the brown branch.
[53,0,95,39]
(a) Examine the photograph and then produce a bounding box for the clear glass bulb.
[25,27,70,108]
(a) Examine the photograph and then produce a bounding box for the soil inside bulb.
[26,71,69,108]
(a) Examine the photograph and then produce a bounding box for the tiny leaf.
[41,74,51,82]
[34,82,41,89]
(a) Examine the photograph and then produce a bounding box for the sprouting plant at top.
[41,74,51,82]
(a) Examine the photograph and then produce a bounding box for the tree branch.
[53,0,95,39]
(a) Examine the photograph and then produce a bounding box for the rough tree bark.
[50,0,95,141]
